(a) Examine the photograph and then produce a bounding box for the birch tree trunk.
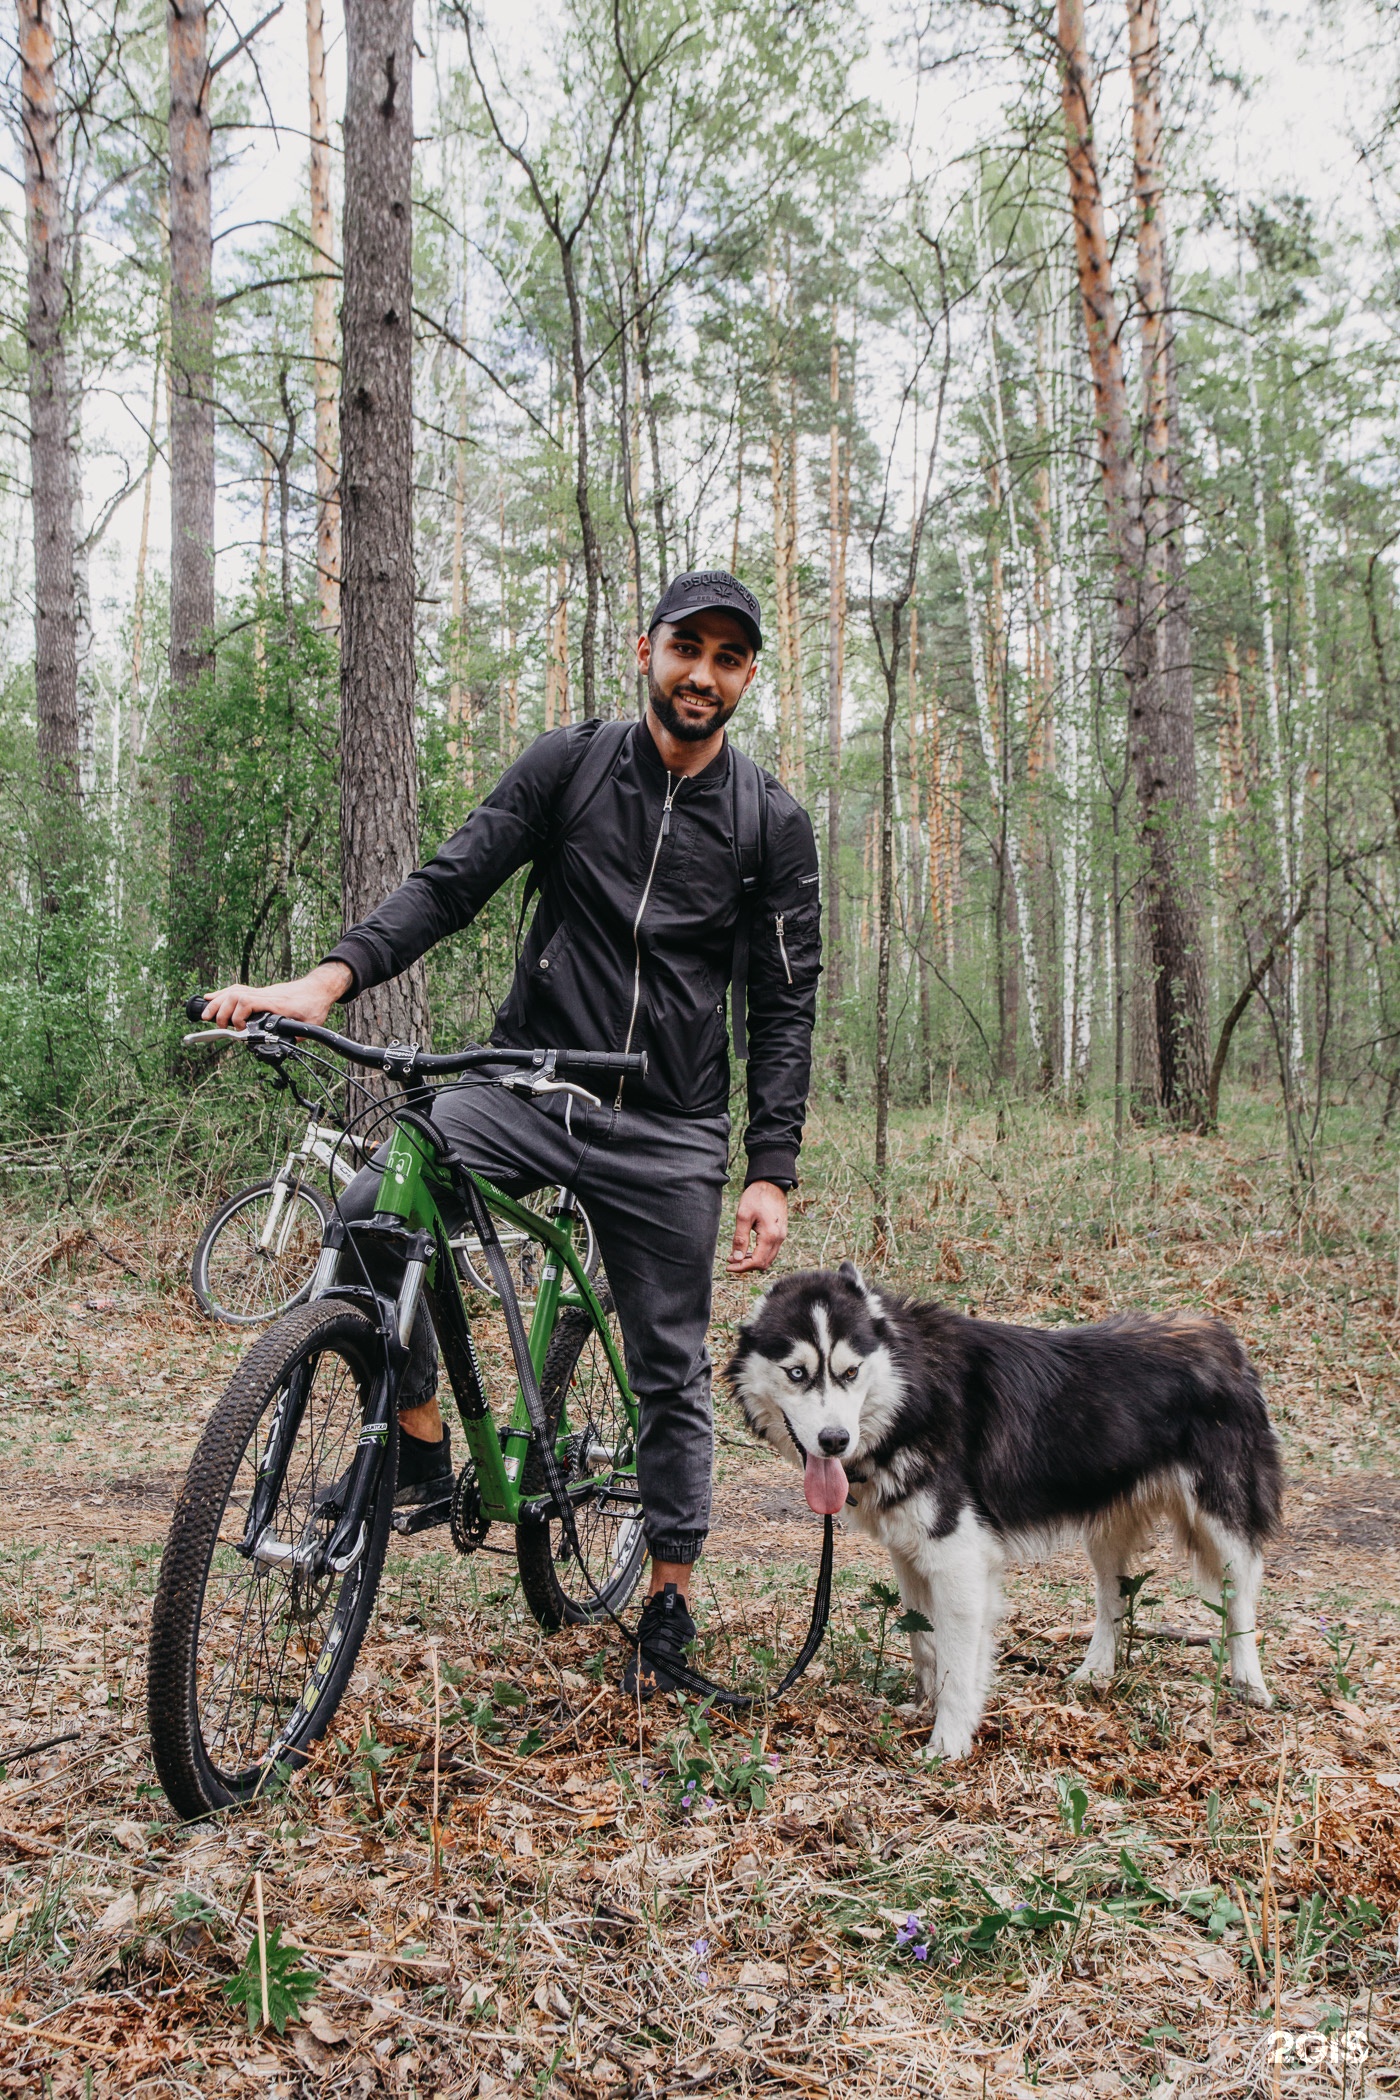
[825,334,847,1058]
[17,0,79,840]
[340,0,427,1045]
[785,388,805,797]
[306,0,340,632]
[958,540,1046,1078]
[167,0,217,985]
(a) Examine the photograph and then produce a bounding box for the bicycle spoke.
[192,1347,366,1784]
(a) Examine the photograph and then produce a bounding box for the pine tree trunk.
[340,0,427,1046]
[167,0,217,985]
[18,0,79,836]
[1059,0,1207,1125]
[306,0,340,632]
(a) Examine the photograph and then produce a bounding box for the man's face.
[638,611,758,743]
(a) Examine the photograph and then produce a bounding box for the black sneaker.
[621,1583,697,1699]
[313,1422,453,1515]
[395,1423,453,1508]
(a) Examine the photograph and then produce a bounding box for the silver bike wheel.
[190,1179,333,1326]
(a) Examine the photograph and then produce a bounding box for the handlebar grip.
[553,1050,648,1079]
[186,993,213,1023]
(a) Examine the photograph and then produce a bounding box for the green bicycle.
[148,1006,649,1819]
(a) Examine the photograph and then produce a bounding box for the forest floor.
[0,1092,1398,2098]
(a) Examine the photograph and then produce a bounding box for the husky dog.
[725,1264,1282,1760]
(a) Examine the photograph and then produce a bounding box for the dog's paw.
[922,1719,975,1762]
[1230,1681,1274,1710]
[1068,1657,1115,1687]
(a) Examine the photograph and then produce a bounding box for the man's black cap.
[648,570,762,653]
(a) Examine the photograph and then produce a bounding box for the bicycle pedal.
[392,1494,454,1537]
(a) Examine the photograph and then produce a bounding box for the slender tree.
[306,0,339,632]
[339,0,427,1044]
[1058,0,1208,1125]
[865,236,951,1244]
[17,0,79,843]
[167,0,217,986]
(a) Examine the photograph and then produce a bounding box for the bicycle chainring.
[449,1461,489,1555]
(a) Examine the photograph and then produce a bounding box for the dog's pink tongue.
[803,1451,849,1515]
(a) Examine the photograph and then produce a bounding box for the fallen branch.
[0,1727,81,1765]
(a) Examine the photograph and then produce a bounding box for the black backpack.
[519,720,769,1059]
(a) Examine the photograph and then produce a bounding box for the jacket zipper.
[616,771,679,1108]
[775,914,793,984]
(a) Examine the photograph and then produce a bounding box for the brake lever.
[500,1073,602,1109]
[182,1027,248,1044]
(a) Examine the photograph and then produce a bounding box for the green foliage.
[350,1719,397,1817]
[1117,1568,1161,1668]
[1056,1776,1090,1836]
[222,1924,320,2035]
[662,1701,780,1816]
[1319,1618,1360,1699]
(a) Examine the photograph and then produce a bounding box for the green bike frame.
[365,1115,635,1525]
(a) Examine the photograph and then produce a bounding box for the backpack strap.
[728,745,768,1061]
[515,720,634,958]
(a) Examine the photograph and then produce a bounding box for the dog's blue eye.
[785,1365,807,1383]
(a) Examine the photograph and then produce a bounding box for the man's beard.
[648,667,741,743]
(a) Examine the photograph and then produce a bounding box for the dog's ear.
[837,1259,866,1293]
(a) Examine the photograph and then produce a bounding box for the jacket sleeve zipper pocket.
[775,914,793,984]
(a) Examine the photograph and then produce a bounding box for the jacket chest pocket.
[536,919,574,974]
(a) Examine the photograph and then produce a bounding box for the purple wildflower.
[894,1913,924,1948]
[913,1943,930,1961]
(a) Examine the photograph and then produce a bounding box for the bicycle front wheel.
[516,1308,647,1629]
[148,1300,396,1818]
[191,1178,332,1325]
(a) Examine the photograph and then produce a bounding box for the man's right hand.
[197,961,354,1032]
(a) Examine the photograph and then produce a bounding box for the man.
[200,570,821,1692]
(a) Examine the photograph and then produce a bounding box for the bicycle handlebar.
[184,995,648,1082]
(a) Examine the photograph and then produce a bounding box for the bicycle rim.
[517,1309,646,1627]
[152,1304,393,1811]
[193,1180,329,1325]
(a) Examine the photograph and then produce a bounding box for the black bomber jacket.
[326,719,822,1189]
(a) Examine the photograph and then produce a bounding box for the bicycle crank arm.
[391,1493,454,1537]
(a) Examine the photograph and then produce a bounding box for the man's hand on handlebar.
[197,962,354,1032]
[727,1181,788,1276]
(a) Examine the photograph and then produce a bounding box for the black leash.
[461,1178,833,1710]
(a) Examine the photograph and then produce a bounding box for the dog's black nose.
[818,1426,850,1456]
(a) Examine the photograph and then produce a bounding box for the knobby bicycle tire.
[148,1300,397,1818]
[516,1307,647,1629]
[190,1178,332,1326]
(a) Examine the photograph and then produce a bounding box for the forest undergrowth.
[0,1089,1397,2097]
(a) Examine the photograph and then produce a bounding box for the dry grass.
[1,1090,1398,2096]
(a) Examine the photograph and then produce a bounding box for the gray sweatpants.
[334,1079,730,1564]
